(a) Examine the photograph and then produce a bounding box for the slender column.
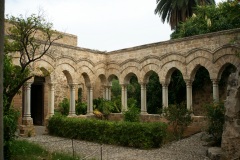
[89,87,93,114]
[162,83,169,108]
[102,86,106,99]
[108,86,111,101]
[105,87,109,100]
[23,82,32,119]
[185,80,192,110]
[140,83,147,114]
[69,84,76,116]
[87,87,90,113]
[212,79,219,102]
[87,87,94,114]
[48,83,55,116]
[121,84,127,111]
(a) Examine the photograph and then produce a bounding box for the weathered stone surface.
[207,147,223,160]
[221,70,240,159]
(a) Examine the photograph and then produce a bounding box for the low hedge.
[48,115,167,149]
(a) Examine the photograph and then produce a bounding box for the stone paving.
[20,126,210,160]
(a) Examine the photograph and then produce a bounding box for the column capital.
[161,83,169,87]
[120,84,128,87]
[139,82,147,86]
[184,79,192,86]
[211,79,219,85]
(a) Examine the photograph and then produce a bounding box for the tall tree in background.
[155,0,215,29]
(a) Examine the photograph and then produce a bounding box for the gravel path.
[20,126,210,160]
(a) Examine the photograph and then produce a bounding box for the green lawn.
[10,139,84,160]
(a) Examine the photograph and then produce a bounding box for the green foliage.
[124,98,140,122]
[171,0,240,39]
[4,13,62,159]
[59,98,70,116]
[168,70,186,104]
[111,78,121,98]
[11,140,81,160]
[76,101,87,115]
[93,98,121,119]
[4,107,20,159]
[204,102,225,146]
[155,0,215,29]
[59,98,87,116]
[48,115,167,149]
[147,72,162,114]
[163,103,192,139]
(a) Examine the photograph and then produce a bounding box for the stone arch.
[55,63,76,84]
[160,61,186,83]
[141,64,161,83]
[187,58,216,80]
[120,67,141,84]
[77,65,95,86]
[215,55,240,79]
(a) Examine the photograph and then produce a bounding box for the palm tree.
[155,0,215,30]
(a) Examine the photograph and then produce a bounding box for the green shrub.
[123,106,140,122]
[204,102,225,146]
[163,103,192,140]
[4,107,20,159]
[48,115,167,149]
[76,101,87,115]
[93,98,121,119]
[59,98,70,116]
[59,98,87,116]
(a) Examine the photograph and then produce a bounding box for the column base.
[67,114,77,117]
[22,117,33,125]
[20,117,35,137]
[140,111,148,115]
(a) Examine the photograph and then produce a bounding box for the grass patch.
[10,139,82,160]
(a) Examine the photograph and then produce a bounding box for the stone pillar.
[108,86,111,101]
[105,86,109,100]
[121,84,127,111]
[185,80,192,110]
[20,81,35,137]
[162,83,169,108]
[140,83,147,114]
[69,83,76,116]
[212,79,219,102]
[87,87,93,115]
[48,83,55,116]
[23,82,33,123]
[102,85,106,99]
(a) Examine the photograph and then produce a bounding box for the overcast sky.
[6,0,222,51]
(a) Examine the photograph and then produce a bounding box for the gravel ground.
[20,126,210,160]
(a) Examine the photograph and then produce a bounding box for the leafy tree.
[171,0,240,38]
[4,13,62,111]
[3,13,62,159]
[155,0,215,29]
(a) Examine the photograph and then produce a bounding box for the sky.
[6,0,222,51]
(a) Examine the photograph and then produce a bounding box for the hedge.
[48,115,167,149]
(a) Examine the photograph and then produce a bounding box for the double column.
[104,85,111,100]
[87,86,93,114]
[185,80,192,110]
[23,81,33,123]
[121,84,128,111]
[212,79,219,102]
[48,82,56,117]
[140,83,147,114]
[68,83,77,116]
[161,83,169,109]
